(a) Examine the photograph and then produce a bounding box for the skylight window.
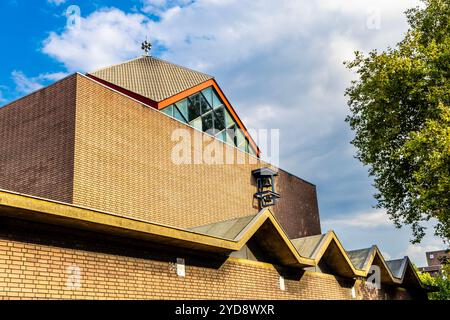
[161,86,256,156]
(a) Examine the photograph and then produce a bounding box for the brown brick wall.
[73,75,321,234]
[0,218,355,300]
[273,170,321,238]
[354,279,423,300]
[0,75,77,203]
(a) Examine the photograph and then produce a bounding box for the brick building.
[418,250,450,277]
[0,54,431,299]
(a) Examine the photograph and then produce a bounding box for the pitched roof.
[386,258,408,279]
[189,209,315,267]
[387,257,434,290]
[189,215,256,240]
[347,246,403,285]
[292,231,361,278]
[88,56,213,102]
[346,247,373,270]
[291,234,326,259]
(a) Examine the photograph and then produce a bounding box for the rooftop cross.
[141,39,152,56]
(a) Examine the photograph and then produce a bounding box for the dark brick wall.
[355,280,426,300]
[0,75,77,203]
[273,170,321,238]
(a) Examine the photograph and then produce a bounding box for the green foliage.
[419,264,450,300]
[345,0,450,243]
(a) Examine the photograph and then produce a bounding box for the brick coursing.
[354,279,422,300]
[0,218,355,300]
[273,170,321,238]
[0,74,322,236]
[73,75,322,234]
[0,75,76,203]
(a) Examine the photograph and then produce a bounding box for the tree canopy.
[345,0,450,243]
[419,263,450,300]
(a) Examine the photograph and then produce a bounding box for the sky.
[0,0,446,266]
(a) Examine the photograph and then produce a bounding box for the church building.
[0,47,431,299]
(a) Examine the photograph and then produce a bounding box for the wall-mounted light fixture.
[252,167,280,208]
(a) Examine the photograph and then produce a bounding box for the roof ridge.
[189,214,256,231]
[310,232,331,259]
[150,55,214,79]
[88,55,214,80]
[86,55,213,102]
[87,55,145,75]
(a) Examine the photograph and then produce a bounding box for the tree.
[419,264,450,300]
[344,0,450,243]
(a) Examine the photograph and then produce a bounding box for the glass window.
[241,140,250,153]
[215,106,225,128]
[161,86,257,156]
[216,130,226,143]
[215,106,235,129]
[225,126,236,146]
[217,129,234,146]
[213,111,225,132]
[161,105,174,117]
[225,108,235,127]
[226,131,235,145]
[187,95,202,121]
[176,99,189,121]
[248,143,257,156]
[212,90,222,108]
[201,87,213,107]
[202,111,214,133]
[190,117,202,131]
[235,129,246,147]
[174,106,187,123]
[200,94,211,114]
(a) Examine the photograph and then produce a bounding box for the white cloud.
[47,0,67,5]
[42,8,152,72]
[11,71,44,94]
[11,71,68,94]
[404,242,443,267]
[322,209,392,229]
[141,0,192,13]
[323,212,446,266]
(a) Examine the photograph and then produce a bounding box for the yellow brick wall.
[0,219,355,300]
[73,75,267,229]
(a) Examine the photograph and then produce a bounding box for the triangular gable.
[189,208,314,268]
[292,231,359,278]
[86,58,260,155]
[386,257,408,279]
[348,246,401,285]
[387,257,428,290]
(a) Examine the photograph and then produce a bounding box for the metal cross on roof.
[141,39,152,56]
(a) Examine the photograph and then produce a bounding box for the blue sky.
[0,0,445,265]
